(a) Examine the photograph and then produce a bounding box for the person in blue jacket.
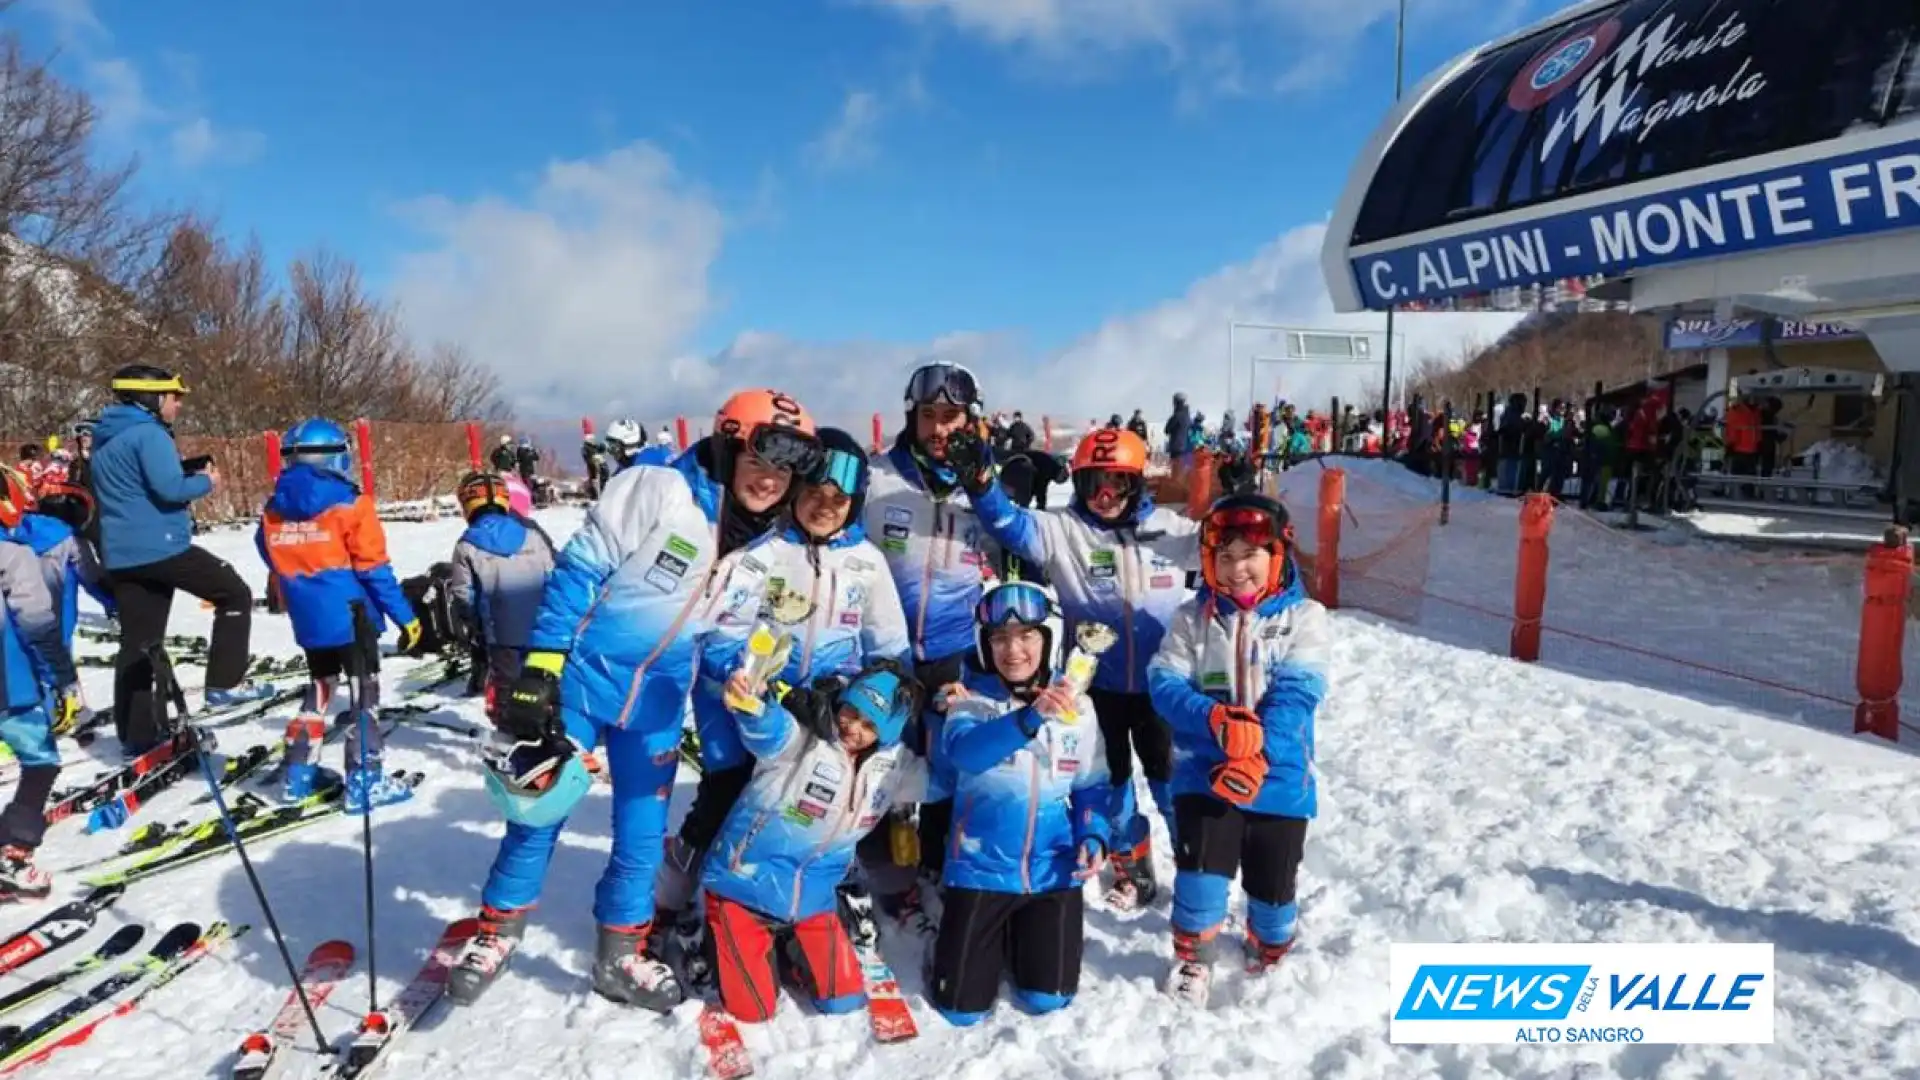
[1145,492,1329,1007]
[0,467,80,898]
[654,427,912,992]
[961,425,1200,910]
[256,419,422,812]
[927,579,1127,1026]
[93,365,275,754]
[8,480,111,736]
[445,389,820,1015]
[700,664,926,1023]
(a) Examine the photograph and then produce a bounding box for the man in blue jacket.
[92,365,272,754]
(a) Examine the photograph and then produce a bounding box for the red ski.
[321,918,477,1079]
[852,943,918,1043]
[231,938,356,1080]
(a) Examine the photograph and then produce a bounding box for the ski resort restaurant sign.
[1323,0,1920,312]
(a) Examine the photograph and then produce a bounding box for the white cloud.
[805,90,886,172]
[20,0,263,168]
[389,142,727,421]
[389,149,1515,430]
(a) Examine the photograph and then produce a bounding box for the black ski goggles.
[746,424,822,474]
[904,363,980,409]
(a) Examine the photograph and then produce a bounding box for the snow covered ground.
[10,505,1920,1079]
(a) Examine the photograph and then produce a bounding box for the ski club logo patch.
[884,506,913,526]
[643,566,679,593]
[663,534,701,562]
[839,611,861,627]
[812,758,846,783]
[844,556,876,574]
[1151,574,1176,589]
[652,550,690,577]
[842,583,868,609]
[1087,549,1117,579]
[795,799,829,820]
[1506,18,1621,111]
[883,523,911,541]
[804,781,837,803]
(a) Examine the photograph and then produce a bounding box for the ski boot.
[660,905,714,999]
[344,755,415,815]
[447,905,527,1005]
[1104,839,1160,911]
[1167,927,1216,1006]
[206,681,278,710]
[834,881,881,952]
[592,923,683,1012]
[875,870,940,938]
[0,846,50,900]
[1244,926,1296,975]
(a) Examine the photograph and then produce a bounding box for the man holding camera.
[92,364,272,755]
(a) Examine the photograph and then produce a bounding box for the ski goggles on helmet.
[808,446,864,494]
[905,362,981,409]
[1073,468,1140,501]
[975,580,1056,629]
[745,424,822,474]
[1200,504,1289,551]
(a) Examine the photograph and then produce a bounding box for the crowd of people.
[0,361,1331,1035]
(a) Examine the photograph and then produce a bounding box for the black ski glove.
[945,427,995,495]
[501,664,563,742]
[781,681,843,743]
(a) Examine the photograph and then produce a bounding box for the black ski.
[0,921,200,1060]
[0,924,145,1020]
[0,886,124,977]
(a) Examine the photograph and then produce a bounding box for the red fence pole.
[1511,494,1557,662]
[1313,468,1346,608]
[871,413,884,453]
[676,416,691,451]
[466,422,482,470]
[353,418,375,497]
[263,431,282,482]
[1043,417,1054,452]
[581,417,595,439]
[1855,526,1911,741]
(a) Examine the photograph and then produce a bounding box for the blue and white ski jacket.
[863,440,1000,665]
[703,696,929,922]
[9,513,112,650]
[968,482,1199,694]
[1146,571,1329,820]
[939,671,1128,895]
[528,449,772,741]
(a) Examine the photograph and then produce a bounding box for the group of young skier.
[431,362,1333,1023]
[0,358,1331,1036]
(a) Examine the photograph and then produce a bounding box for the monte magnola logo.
[1509,8,1768,163]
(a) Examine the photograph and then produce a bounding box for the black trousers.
[111,547,253,747]
[1087,688,1172,788]
[930,886,1083,1015]
[1172,795,1307,906]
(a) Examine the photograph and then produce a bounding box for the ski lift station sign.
[1323,0,1920,311]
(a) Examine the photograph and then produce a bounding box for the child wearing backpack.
[448,471,557,726]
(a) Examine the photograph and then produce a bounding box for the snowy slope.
[10,507,1919,1080]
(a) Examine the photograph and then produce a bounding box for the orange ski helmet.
[712,389,821,473]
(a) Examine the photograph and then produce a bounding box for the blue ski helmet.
[840,668,915,747]
[280,418,354,479]
[483,737,592,829]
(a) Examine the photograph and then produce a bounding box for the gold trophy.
[1050,622,1118,725]
[722,579,811,716]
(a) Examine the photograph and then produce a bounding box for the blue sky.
[15,0,1544,427]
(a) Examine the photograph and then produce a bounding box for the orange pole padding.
[263,430,282,482]
[354,418,375,497]
[581,417,595,438]
[466,422,482,470]
[1854,527,1911,742]
[1313,467,1346,609]
[1043,417,1054,452]
[675,416,691,451]
[1184,449,1216,520]
[871,413,884,453]
[1511,493,1557,662]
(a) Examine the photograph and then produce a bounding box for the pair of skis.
[231,920,475,1080]
[0,920,248,1073]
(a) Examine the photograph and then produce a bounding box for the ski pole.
[347,603,379,1014]
[153,646,329,1053]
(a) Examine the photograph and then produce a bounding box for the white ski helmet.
[605,418,642,448]
[654,430,674,446]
